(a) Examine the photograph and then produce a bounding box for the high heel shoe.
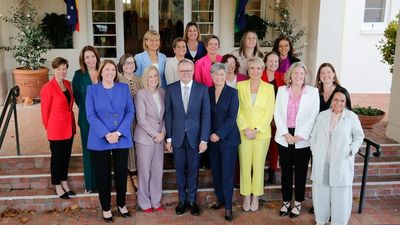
[54,188,70,200]
[279,201,291,217]
[118,206,130,218]
[102,211,113,223]
[225,209,233,221]
[289,201,302,218]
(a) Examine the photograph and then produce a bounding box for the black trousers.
[92,148,129,211]
[49,138,73,185]
[278,128,311,202]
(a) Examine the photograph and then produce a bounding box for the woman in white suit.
[274,62,320,218]
[310,90,364,225]
[134,65,166,213]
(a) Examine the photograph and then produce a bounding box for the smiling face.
[173,40,187,57]
[54,64,68,81]
[319,66,335,85]
[187,25,199,41]
[122,57,136,75]
[225,57,236,74]
[245,32,257,49]
[178,61,194,84]
[145,35,160,51]
[266,54,279,72]
[248,62,263,80]
[278,39,290,58]
[211,69,227,87]
[101,63,117,83]
[84,50,97,70]
[205,38,219,55]
[331,92,346,113]
[147,69,159,89]
[290,66,305,86]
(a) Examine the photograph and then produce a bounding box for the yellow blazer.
[237,80,275,140]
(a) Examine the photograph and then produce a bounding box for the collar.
[180,80,193,89]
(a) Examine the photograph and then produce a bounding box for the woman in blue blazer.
[86,60,135,223]
[208,63,240,221]
[134,30,167,88]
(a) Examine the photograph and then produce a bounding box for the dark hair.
[79,45,101,73]
[117,54,137,73]
[52,57,69,69]
[183,21,201,42]
[238,31,263,58]
[172,37,186,49]
[315,63,341,94]
[204,35,220,48]
[272,36,299,63]
[332,88,352,110]
[98,60,118,82]
[221,54,240,75]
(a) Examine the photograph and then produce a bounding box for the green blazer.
[72,69,93,129]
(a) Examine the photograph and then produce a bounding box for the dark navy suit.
[165,80,210,203]
[208,85,240,210]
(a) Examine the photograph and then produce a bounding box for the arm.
[349,113,365,156]
[254,85,275,134]
[85,85,110,139]
[274,87,289,136]
[115,86,135,137]
[215,90,239,139]
[134,91,159,138]
[165,59,174,85]
[40,85,51,129]
[194,60,202,84]
[164,87,173,152]
[296,88,320,140]
[200,87,211,143]
[236,84,249,132]
[72,71,81,105]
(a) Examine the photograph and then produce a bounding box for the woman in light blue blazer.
[134,30,167,88]
[310,89,364,225]
[86,60,135,223]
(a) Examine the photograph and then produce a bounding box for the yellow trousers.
[238,138,270,196]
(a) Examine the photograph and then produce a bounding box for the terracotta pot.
[357,113,385,129]
[13,67,49,99]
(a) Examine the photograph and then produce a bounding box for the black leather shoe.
[279,202,290,217]
[225,209,233,221]
[210,202,223,210]
[289,203,301,218]
[175,202,186,215]
[103,216,113,223]
[66,190,76,196]
[118,207,130,218]
[59,192,70,199]
[189,202,200,216]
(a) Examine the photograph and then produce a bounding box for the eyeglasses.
[179,70,193,73]
[124,61,135,66]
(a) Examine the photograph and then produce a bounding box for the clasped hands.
[105,132,120,144]
[153,132,165,144]
[284,133,302,145]
[165,141,208,154]
[244,128,257,140]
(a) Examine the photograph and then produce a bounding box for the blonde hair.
[284,62,308,87]
[143,30,160,51]
[246,57,265,72]
[141,65,160,90]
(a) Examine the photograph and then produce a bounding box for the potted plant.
[0,2,49,102]
[353,105,385,129]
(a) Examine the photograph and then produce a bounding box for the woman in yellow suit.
[237,57,275,212]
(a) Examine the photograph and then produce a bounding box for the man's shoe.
[225,209,233,221]
[210,202,223,210]
[189,202,200,216]
[175,202,186,215]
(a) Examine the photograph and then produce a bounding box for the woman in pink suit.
[40,57,76,199]
[134,65,166,213]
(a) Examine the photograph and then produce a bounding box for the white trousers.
[312,183,352,225]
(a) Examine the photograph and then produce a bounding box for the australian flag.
[65,0,79,32]
[234,0,248,33]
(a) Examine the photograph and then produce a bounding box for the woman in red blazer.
[40,57,76,199]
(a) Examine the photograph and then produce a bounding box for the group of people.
[39,21,364,225]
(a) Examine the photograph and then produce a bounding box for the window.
[191,0,218,40]
[364,0,386,23]
[246,0,261,17]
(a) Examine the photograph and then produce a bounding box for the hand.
[284,133,295,145]
[293,135,302,143]
[165,142,173,153]
[105,132,119,144]
[199,142,208,153]
[210,133,220,142]
[244,128,257,140]
[154,132,165,143]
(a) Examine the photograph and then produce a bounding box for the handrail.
[0,86,20,155]
[357,137,382,213]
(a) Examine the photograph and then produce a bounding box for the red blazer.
[40,78,76,140]
[261,70,285,88]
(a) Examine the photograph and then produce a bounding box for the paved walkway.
[1,196,399,225]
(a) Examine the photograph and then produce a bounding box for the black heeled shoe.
[210,202,223,210]
[225,209,233,221]
[66,190,76,196]
[54,189,70,200]
[103,216,113,223]
[289,202,301,218]
[118,207,130,218]
[279,202,290,217]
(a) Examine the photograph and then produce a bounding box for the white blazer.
[274,85,320,148]
[310,108,364,186]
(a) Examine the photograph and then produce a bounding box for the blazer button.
[114,121,118,126]
[114,114,118,117]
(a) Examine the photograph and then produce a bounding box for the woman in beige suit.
[134,65,166,213]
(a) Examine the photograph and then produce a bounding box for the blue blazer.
[134,51,167,88]
[85,82,135,151]
[185,41,207,63]
[165,80,211,149]
[208,85,241,147]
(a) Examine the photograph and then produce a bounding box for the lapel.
[321,110,331,138]
[253,82,266,108]
[143,51,152,65]
[186,82,197,114]
[97,83,118,114]
[331,108,350,136]
[145,89,164,119]
[64,80,74,109]
[216,85,228,107]
[241,80,252,108]
[50,78,70,109]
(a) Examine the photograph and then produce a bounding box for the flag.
[65,0,79,32]
[234,0,248,33]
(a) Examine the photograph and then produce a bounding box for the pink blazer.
[133,88,166,145]
[194,54,223,87]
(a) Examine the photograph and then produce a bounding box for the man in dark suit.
[165,59,211,216]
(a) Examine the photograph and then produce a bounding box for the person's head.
[177,59,194,84]
[210,62,227,87]
[117,54,136,74]
[284,62,307,87]
[239,31,261,57]
[204,35,220,55]
[183,21,201,42]
[79,45,100,73]
[98,60,118,83]
[221,54,240,75]
[263,51,280,72]
[331,89,352,113]
[315,63,341,93]
[172,37,187,58]
[143,30,161,51]
[272,36,294,58]
[52,57,69,81]
[141,65,160,90]
[247,57,265,80]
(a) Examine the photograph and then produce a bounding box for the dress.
[72,69,97,191]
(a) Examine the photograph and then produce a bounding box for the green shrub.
[353,105,385,116]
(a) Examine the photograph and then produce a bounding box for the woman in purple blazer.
[86,60,135,223]
[134,65,166,213]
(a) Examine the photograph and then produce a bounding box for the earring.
[318,80,322,84]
